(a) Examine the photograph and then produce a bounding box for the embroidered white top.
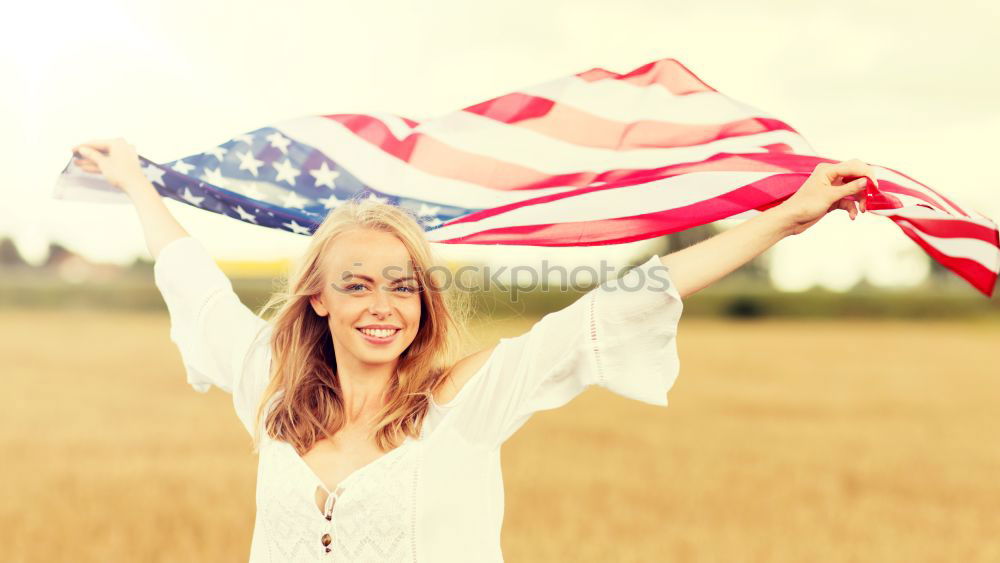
[153,235,684,562]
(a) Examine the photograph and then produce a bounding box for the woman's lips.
[356,328,400,345]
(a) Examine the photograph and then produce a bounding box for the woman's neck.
[336,359,396,423]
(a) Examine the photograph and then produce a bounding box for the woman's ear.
[309,294,329,317]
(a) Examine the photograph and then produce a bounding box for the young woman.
[72,138,872,562]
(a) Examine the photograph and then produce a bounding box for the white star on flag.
[309,162,341,189]
[204,146,227,162]
[266,132,292,155]
[272,159,301,185]
[319,194,343,209]
[180,187,205,206]
[417,203,441,217]
[202,167,227,187]
[283,220,311,235]
[234,134,255,146]
[142,164,166,187]
[365,193,388,204]
[236,150,264,177]
[172,160,195,175]
[234,206,258,223]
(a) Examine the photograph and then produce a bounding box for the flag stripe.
[324,112,815,187]
[884,213,1000,244]
[576,58,718,95]
[895,222,998,296]
[427,174,799,244]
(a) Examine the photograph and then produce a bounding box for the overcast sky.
[2,0,997,291]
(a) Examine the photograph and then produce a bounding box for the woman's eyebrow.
[342,273,418,284]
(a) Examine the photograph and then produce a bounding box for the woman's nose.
[368,289,392,315]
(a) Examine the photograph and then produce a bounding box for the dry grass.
[2,310,998,562]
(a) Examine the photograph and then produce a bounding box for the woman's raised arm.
[72,138,188,259]
[660,159,877,299]
[72,138,272,436]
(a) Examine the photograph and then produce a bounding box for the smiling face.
[308,228,423,371]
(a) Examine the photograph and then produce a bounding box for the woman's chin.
[353,346,402,364]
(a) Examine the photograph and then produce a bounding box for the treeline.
[1,232,995,317]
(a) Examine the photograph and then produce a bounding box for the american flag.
[54,57,999,297]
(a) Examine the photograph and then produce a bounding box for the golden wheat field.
[3,309,999,562]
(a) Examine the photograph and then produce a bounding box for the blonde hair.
[249,197,472,455]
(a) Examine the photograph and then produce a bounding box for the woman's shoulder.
[432,343,499,407]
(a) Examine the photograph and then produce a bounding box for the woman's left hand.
[777,158,878,236]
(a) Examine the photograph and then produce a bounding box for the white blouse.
[153,236,684,562]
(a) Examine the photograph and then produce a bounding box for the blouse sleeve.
[153,236,273,437]
[441,254,684,449]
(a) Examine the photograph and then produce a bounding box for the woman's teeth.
[359,328,399,338]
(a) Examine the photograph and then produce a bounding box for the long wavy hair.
[248,197,472,455]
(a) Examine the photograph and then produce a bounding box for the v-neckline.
[282,436,415,495]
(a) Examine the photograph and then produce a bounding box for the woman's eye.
[344,284,417,293]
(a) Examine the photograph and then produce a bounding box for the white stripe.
[275,117,572,209]
[876,192,953,216]
[872,165,966,218]
[364,112,416,140]
[876,205,998,231]
[425,171,776,241]
[971,209,993,223]
[895,220,1000,274]
[416,111,815,175]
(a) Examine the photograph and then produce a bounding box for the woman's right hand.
[71,138,150,197]
[776,158,876,236]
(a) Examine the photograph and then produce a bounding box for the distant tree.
[664,223,719,253]
[128,256,154,274]
[0,237,27,268]
[42,242,74,269]
[925,255,964,290]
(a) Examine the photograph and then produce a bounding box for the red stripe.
[434,151,954,229]
[435,176,802,240]
[674,152,945,214]
[892,221,997,297]
[879,163,969,217]
[762,143,795,153]
[464,93,801,150]
[885,214,999,244]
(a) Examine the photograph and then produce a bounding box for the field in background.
[3,310,999,562]
[3,274,998,320]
